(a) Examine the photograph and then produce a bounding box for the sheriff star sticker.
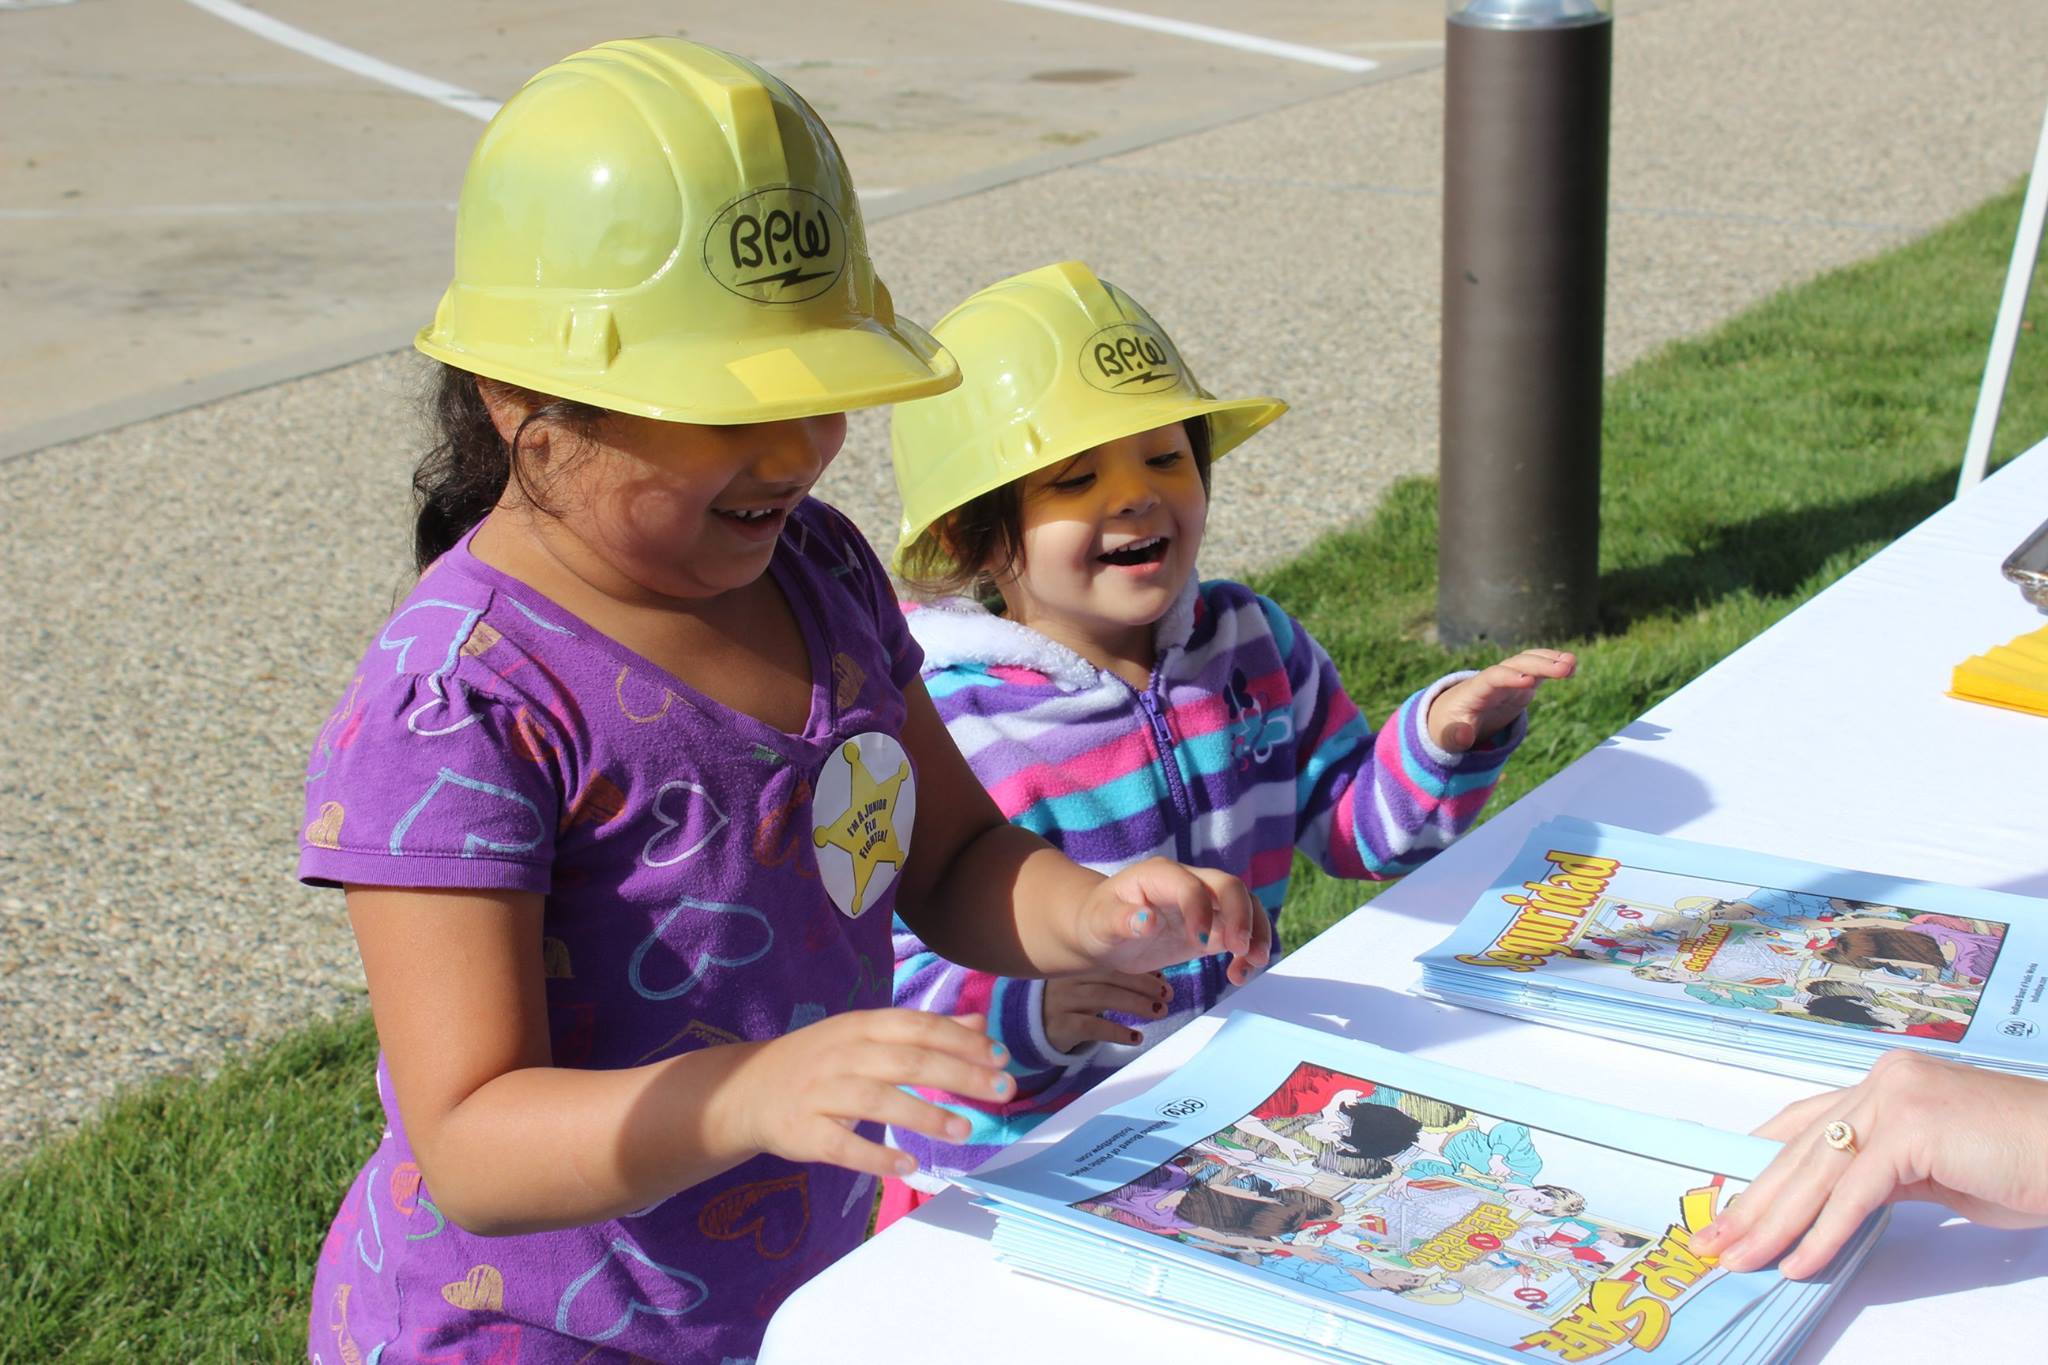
[810,731,916,919]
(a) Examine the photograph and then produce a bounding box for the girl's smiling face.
[992,423,1207,674]
[512,404,848,604]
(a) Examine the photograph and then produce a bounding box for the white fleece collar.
[905,579,1200,693]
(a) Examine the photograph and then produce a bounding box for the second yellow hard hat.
[891,261,1285,565]
[417,38,957,424]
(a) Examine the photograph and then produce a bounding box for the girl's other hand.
[1044,970,1171,1053]
[1692,1051,2048,1279]
[718,1009,1011,1180]
[1427,649,1578,753]
[1076,859,1271,985]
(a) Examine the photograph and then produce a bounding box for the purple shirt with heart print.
[300,499,922,1364]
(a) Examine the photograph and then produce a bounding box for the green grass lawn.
[5,187,2047,1360]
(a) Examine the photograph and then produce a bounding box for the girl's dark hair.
[412,365,609,572]
[897,415,1213,601]
[1533,1185,1587,1215]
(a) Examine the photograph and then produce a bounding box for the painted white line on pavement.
[998,0,1377,73]
[180,0,501,121]
[1,198,458,221]
[4,188,899,222]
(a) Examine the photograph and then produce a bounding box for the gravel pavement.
[5,0,2047,1159]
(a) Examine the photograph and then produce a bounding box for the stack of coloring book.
[968,1013,1883,1365]
[1417,819,2048,1086]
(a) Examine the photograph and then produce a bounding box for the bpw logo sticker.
[1158,1097,1206,1119]
[705,186,845,303]
[1082,323,1184,395]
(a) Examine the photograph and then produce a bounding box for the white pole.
[1958,99,2048,496]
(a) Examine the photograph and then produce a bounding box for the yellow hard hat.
[416,38,957,423]
[890,261,1285,564]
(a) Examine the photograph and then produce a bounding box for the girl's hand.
[719,1008,1012,1180]
[1692,1051,2048,1279]
[1427,649,1578,753]
[1073,859,1272,985]
[1045,969,1172,1054]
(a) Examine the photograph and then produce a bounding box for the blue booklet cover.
[968,1013,1881,1364]
[1419,819,2048,1080]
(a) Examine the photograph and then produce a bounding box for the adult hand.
[1044,969,1171,1053]
[1427,649,1578,753]
[1692,1050,2048,1279]
[719,1009,1012,1180]
[1074,858,1272,985]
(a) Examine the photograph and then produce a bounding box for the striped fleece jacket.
[889,578,1524,1186]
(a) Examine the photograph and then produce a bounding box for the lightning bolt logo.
[735,265,835,292]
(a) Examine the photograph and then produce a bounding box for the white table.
[765,439,2048,1363]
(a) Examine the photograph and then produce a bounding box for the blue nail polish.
[991,1042,1009,1063]
[1133,909,1151,927]
[1199,931,1210,945]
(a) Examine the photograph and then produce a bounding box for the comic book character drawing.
[1256,1240,1464,1306]
[1226,1066,1468,1179]
[1676,890,1873,932]
[1681,980,1801,1012]
[1569,934,1667,966]
[1513,1218,1653,1270]
[1797,981,1972,1041]
[1082,1158,1344,1257]
[1404,1118,1544,1188]
[1893,914,2004,982]
[1814,925,1970,984]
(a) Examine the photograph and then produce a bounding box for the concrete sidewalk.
[4,0,2046,1157]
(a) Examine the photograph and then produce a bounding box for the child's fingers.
[1051,977,1169,1019]
[1475,664,1541,693]
[1051,1011,1147,1048]
[1110,858,1212,948]
[1055,969,1168,996]
[1185,867,1267,984]
[843,1039,1014,1105]
[856,1007,1007,1068]
[1437,717,1477,752]
[820,1079,979,1148]
[801,1114,934,1182]
[1496,648,1578,678]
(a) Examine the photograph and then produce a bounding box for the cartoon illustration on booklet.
[1419,819,2047,1081]
[969,1014,1879,1364]
[1073,1060,1722,1342]
[1549,881,2002,1041]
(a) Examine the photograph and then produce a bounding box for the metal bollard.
[1438,0,1613,647]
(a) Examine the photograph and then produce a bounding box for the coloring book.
[1418,819,2048,1084]
[968,1013,1878,1364]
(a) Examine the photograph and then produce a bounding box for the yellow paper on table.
[1952,623,2048,716]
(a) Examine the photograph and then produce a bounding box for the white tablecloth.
[764,439,2048,1363]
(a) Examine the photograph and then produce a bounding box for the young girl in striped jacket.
[879,261,1575,1226]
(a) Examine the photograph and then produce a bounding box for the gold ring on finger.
[1821,1119,1859,1155]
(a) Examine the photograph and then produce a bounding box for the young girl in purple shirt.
[299,41,1266,1364]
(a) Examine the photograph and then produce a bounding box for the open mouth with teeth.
[717,506,784,525]
[1098,535,1170,567]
